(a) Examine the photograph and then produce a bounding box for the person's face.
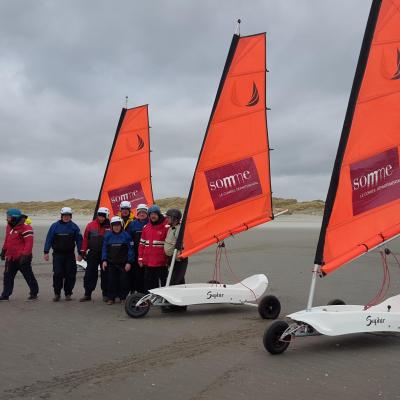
[149,212,159,223]
[97,215,106,223]
[137,211,147,221]
[62,214,72,223]
[6,216,11,223]
[166,216,172,225]
[112,223,122,233]
[121,208,130,218]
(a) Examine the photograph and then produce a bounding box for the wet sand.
[0,215,399,400]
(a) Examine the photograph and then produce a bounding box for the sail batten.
[315,0,400,275]
[94,104,154,219]
[176,33,273,259]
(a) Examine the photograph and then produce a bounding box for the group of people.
[0,201,188,309]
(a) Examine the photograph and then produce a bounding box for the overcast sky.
[0,0,371,202]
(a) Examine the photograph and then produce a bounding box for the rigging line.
[364,250,390,310]
[222,246,257,301]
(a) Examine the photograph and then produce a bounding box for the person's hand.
[44,253,49,262]
[102,261,108,270]
[76,254,83,262]
[82,251,87,261]
[125,263,131,272]
[0,249,5,261]
[138,261,143,267]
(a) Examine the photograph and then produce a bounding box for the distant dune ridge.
[0,197,324,216]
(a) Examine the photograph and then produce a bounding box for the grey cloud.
[0,0,370,202]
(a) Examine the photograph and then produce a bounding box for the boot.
[79,295,91,302]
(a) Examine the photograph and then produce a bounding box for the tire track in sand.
[2,323,260,399]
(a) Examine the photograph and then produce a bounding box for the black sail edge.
[314,0,383,266]
[93,108,127,220]
[175,34,240,250]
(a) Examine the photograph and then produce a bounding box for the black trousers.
[83,251,107,297]
[144,266,168,293]
[107,264,130,300]
[53,253,77,296]
[170,258,188,285]
[131,261,145,294]
[2,257,39,298]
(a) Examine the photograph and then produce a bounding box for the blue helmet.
[148,205,161,215]
[6,208,22,218]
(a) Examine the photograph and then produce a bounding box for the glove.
[0,249,5,261]
[19,254,32,265]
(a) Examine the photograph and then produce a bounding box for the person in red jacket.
[138,205,169,292]
[0,208,39,301]
[79,207,111,302]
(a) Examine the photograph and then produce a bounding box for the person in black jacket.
[102,216,134,305]
[44,207,83,301]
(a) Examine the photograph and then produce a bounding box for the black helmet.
[166,208,182,222]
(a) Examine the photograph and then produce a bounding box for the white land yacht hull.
[125,273,281,320]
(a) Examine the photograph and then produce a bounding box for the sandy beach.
[1,215,400,400]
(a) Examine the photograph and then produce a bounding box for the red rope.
[222,245,258,301]
[364,250,390,310]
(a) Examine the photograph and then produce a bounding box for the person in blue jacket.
[44,207,83,301]
[127,203,149,294]
[102,216,134,305]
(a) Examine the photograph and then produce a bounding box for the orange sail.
[94,105,154,218]
[315,0,400,275]
[177,33,273,258]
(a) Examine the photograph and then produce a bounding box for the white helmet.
[97,207,110,218]
[110,216,123,225]
[136,203,148,213]
[120,201,132,210]
[60,207,72,215]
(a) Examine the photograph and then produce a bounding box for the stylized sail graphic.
[315,0,400,275]
[247,82,259,106]
[391,48,400,80]
[176,33,272,258]
[94,105,154,218]
[137,134,145,150]
[125,134,145,153]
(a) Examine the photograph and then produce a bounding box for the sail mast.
[93,108,127,219]
[175,34,240,251]
[314,0,383,268]
[176,32,272,258]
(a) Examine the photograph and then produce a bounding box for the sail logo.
[126,134,145,153]
[350,148,400,216]
[381,48,400,80]
[205,157,262,210]
[231,81,260,107]
[108,182,147,215]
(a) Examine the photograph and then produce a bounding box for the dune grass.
[0,197,324,215]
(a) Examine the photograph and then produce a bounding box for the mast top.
[235,19,241,36]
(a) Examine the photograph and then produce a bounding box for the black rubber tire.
[125,293,151,318]
[258,295,281,319]
[327,299,346,305]
[207,280,220,284]
[263,320,291,355]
